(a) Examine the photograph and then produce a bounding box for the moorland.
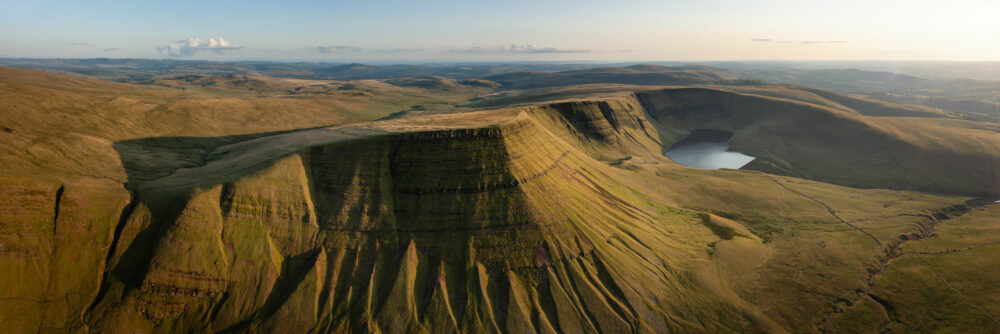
[1,61,998,333]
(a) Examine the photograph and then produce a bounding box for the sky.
[1,0,998,62]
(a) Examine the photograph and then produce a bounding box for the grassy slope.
[860,205,1000,332]
[1,68,999,332]
[484,65,741,90]
[0,67,489,331]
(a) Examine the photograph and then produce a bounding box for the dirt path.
[768,176,993,332]
[769,176,882,246]
[814,220,925,332]
[807,199,988,332]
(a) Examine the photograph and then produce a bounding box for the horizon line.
[2,57,1000,64]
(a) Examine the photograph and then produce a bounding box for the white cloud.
[157,37,242,57]
[69,41,97,46]
[503,43,588,54]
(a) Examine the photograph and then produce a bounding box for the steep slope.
[85,111,767,332]
[0,175,130,332]
[0,67,485,332]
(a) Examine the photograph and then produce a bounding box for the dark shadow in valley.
[111,125,333,188]
[89,125,341,312]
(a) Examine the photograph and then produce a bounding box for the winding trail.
[768,176,895,331]
[769,176,882,246]
[816,200,990,331]
[767,176,993,332]
[814,226,921,332]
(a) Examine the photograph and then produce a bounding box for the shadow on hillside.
[111,126,329,188]
[103,126,340,292]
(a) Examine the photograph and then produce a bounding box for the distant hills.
[3,58,996,121]
[0,58,607,81]
[483,64,744,89]
[744,68,1000,121]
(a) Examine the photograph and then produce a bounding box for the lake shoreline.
[665,129,756,170]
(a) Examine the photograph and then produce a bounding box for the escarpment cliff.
[525,99,664,161]
[83,111,758,332]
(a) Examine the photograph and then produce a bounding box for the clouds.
[450,43,589,54]
[157,37,242,57]
[751,38,847,44]
[103,48,122,52]
[311,43,590,59]
[147,39,588,59]
[503,43,588,54]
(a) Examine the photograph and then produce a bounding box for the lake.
[665,130,756,170]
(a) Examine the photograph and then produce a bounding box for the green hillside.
[1,67,998,332]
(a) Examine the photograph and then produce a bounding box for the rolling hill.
[484,65,743,90]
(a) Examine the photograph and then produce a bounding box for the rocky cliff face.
[0,177,129,332]
[82,111,752,332]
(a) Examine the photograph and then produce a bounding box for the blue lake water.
[665,130,756,170]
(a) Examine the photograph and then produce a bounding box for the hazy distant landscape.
[2,0,999,333]
[5,58,995,122]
